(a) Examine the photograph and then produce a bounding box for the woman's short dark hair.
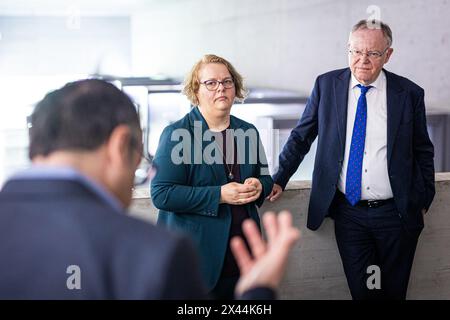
[29,79,141,159]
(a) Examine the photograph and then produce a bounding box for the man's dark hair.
[29,79,141,159]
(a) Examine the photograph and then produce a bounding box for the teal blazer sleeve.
[151,126,222,217]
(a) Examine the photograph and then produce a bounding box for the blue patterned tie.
[345,84,372,206]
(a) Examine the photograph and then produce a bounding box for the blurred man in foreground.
[0,79,299,299]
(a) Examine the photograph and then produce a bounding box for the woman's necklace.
[225,163,234,181]
[214,130,235,181]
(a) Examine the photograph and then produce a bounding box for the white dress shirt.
[338,71,394,200]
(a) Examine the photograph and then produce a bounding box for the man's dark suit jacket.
[0,177,209,299]
[274,68,435,231]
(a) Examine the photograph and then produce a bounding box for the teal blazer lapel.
[189,107,228,184]
[229,114,252,182]
[188,107,255,184]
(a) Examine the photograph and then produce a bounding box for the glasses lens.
[205,81,218,90]
[223,79,234,88]
[203,79,234,91]
[350,49,385,59]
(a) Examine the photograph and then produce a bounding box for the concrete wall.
[0,15,132,183]
[0,16,131,75]
[131,0,450,112]
[130,172,450,299]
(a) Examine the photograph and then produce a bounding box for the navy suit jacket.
[273,68,435,230]
[0,177,208,299]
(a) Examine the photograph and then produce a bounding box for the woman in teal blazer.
[151,54,273,299]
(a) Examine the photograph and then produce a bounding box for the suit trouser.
[331,191,422,300]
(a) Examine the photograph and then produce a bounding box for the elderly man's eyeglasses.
[349,47,390,59]
[200,78,234,91]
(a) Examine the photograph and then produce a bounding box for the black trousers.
[331,191,422,300]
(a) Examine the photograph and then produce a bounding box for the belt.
[336,190,394,208]
[357,198,394,208]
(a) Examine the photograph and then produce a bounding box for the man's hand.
[231,210,301,296]
[266,184,283,202]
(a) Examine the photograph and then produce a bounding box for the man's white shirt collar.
[350,71,385,91]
